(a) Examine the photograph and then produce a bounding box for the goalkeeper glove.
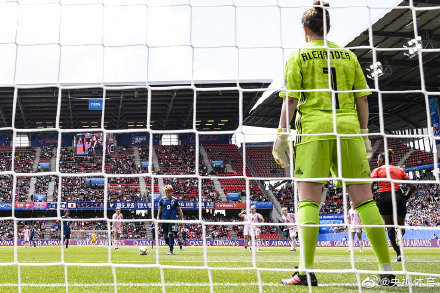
[272,128,291,168]
[361,128,373,159]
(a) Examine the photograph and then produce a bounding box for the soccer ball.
[139,246,148,255]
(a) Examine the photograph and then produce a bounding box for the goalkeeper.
[273,0,394,286]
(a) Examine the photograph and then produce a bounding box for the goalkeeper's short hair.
[164,185,173,192]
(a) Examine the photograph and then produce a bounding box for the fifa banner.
[6,201,272,211]
[2,239,440,248]
[180,133,230,145]
[88,99,103,110]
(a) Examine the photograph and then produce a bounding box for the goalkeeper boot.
[395,255,402,262]
[281,267,318,286]
[167,250,173,255]
[378,274,397,286]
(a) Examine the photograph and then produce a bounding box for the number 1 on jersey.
[323,67,339,109]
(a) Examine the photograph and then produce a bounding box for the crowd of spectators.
[0,220,13,240]
[162,178,220,202]
[38,146,54,171]
[62,177,104,202]
[0,147,12,171]
[60,147,102,173]
[406,182,440,227]
[108,177,144,202]
[105,147,137,174]
[33,176,58,201]
[155,145,195,174]
[14,147,36,173]
[16,177,31,201]
[0,176,12,203]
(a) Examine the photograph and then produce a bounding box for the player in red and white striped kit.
[239,205,265,251]
[281,207,297,251]
[112,207,123,250]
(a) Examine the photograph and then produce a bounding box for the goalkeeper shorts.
[294,138,371,187]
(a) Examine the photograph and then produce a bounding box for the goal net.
[0,0,439,292]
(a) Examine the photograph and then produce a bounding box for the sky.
[0,0,402,142]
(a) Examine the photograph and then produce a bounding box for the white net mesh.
[0,0,440,292]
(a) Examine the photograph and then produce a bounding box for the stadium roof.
[0,81,270,131]
[244,0,440,133]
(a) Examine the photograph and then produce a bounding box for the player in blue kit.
[157,185,184,255]
[150,222,155,249]
[29,226,36,248]
[181,225,188,248]
[61,209,71,251]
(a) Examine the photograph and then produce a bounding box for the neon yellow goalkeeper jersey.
[279,40,371,145]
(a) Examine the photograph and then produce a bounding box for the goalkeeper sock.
[297,200,320,275]
[356,200,392,269]
[164,237,169,246]
[66,239,69,249]
[169,234,174,252]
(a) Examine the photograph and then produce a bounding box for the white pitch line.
[0,282,439,287]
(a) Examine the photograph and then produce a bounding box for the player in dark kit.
[181,226,188,248]
[157,185,184,255]
[150,222,155,249]
[62,209,72,251]
[30,226,36,248]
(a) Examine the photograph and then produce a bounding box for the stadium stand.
[0,176,12,203]
[61,177,104,202]
[0,147,11,172]
[15,177,31,202]
[105,146,137,174]
[14,147,35,173]
[108,177,143,202]
[204,144,269,202]
[60,147,102,173]
[246,144,285,177]
[38,146,54,171]
[155,145,195,174]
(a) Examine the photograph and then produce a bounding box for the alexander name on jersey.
[300,50,351,62]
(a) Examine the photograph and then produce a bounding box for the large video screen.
[75,133,114,155]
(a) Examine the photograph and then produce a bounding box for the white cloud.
[104,46,148,83]
[16,45,60,84]
[236,6,281,48]
[60,4,103,45]
[147,6,191,47]
[191,6,236,47]
[148,46,192,81]
[193,48,238,80]
[60,46,103,84]
[0,45,17,85]
[17,4,61,45]
[103,5,147,46]
[0,3,18,43]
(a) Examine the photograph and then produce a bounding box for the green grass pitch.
[0,245,438,292]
